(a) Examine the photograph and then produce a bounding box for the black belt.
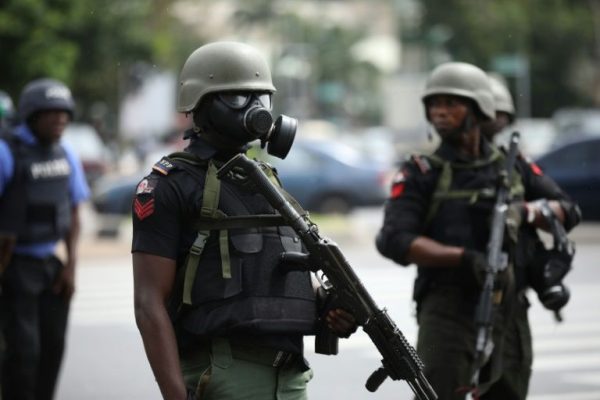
[191,337,300,368]
[230,344,298,368]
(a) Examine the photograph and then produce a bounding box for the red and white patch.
[134,197,155,220]
[390,169,408,199]
[529,162,544,176]
[136,179,156,195]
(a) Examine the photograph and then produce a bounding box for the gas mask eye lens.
[258,94,272,110]
[218,93,251,109]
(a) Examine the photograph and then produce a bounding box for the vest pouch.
[278,226,303,253]
[24,203,57,242]
[189,232,263,305]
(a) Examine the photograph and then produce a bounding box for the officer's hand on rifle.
[326,309,358,338]
[461,249,510,289]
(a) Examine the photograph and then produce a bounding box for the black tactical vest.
[166,156,317,337]
[414,149,525,294]
[0,135,71,243]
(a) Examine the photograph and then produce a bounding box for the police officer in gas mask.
[132,42,356,400]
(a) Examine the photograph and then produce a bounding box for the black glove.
[461,249,488,286]
[461,249,510,289]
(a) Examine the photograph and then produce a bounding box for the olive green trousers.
[416,287,532,400]
[180,338,313,400]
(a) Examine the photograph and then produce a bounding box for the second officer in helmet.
[376,62,580,399]
[132,42,356,400]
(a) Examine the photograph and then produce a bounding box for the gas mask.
[529,200,575,320]
[196,92,297,159]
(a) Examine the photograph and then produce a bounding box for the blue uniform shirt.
[0,123,91,257]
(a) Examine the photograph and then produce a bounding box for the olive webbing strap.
[219,230,231,279]
[423,149,506,229]
[183,160,229,305]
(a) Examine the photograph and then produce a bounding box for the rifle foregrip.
[366,367,388,392]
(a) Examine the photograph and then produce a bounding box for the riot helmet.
[0,90,15,128]
[18,78,75,122]
[177,41,297,159]
[422,62,495,121]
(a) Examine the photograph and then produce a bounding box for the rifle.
[468,131,520,397]
[217,154,437,400]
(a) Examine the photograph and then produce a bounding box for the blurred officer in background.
[375,62,581,399]
[481,74,516,142]
[0,78,90,400]
[132,41,356,400]
[0,91,16,133]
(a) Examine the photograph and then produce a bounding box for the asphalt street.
[55,207,600,399]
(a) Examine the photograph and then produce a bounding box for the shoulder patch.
[135,176,158,195]
[529,161,544,176]
[522,156,544,176]
[390,168,409,199]
[152,157,176,176]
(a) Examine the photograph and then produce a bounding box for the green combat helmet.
[422,62,495,121]
[488,73,515,121]
[177,41,276,113]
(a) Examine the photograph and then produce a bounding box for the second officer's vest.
[411,148,525,294]
[162,153,317,337]
[0,134,71,243]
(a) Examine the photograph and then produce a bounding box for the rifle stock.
[217,154,437,400]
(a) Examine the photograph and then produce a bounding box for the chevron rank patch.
[134,197,155,220]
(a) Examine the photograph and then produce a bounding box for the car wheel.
[317,194,352,214]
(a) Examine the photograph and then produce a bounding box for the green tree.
[0,0,195,129]
[418,0,595,117]
[233,0,384,123]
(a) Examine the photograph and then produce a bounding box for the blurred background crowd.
[1,0,599,231]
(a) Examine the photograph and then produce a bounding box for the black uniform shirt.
[131,136,305,354]
[377,140,580,268]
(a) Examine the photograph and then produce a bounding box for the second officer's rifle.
[468,131,521,398]
[217,154,437,400]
